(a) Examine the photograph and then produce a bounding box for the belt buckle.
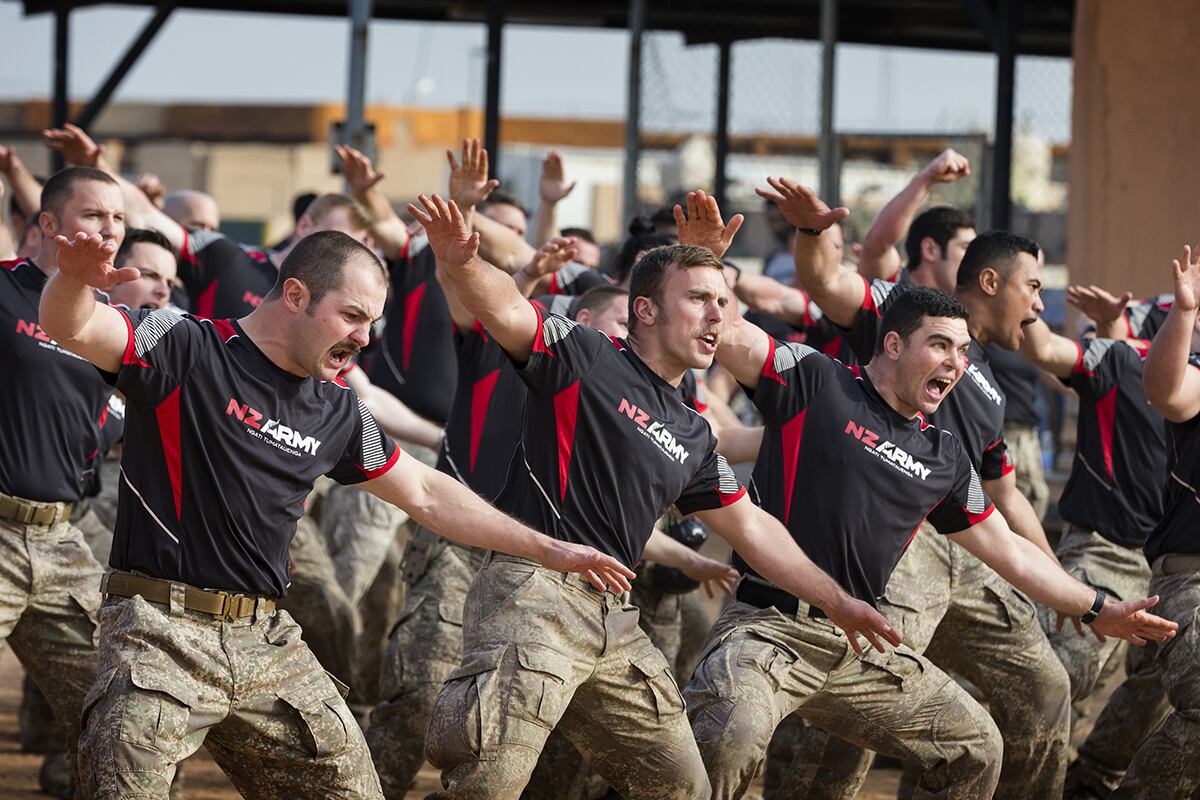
[220,592,246,621]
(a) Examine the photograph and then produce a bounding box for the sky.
[0,3,1073,143]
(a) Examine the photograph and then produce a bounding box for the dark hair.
[650,206,678,232]
[560,226,595,244]
[955,230,1040,291]
[606,217,675,284]
[875,286,970,356]
[627,244,724,335]
[479,190,527,218]
[569,284,628,320]
[115,228,174,268]
[267,230,385,307]
[39,166,119,220]
[292,192,318,223]
[904,206,975,269]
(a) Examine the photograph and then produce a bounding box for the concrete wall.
[1069,0,1200,298]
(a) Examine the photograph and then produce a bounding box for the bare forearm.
[4,160,42,218]
[533,201,559,248]
[1144,304,1199,417]
[362,387,443,450]
[957,527,1092,616]
[715,425,764,465]
[356,187,409,258]
[991,484,1058,563]
[793,232,860,328]
[112,171,185,253]
[642,529,703,570]
[858,174,930,280]
[39,272,125,373]
[735,274,808,325]
[1018,319,1076,379]
[473,211,536,274]
[0,218,14,260]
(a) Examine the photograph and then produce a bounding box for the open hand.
[0,145,22,176]
[525,237,577,279]
[407,194,479,270]
[1066,284,1133,326]
[53,232,140,289]
[920,148,971,184]
[136,172,165,207]
[539,151,576,205]
[674,190,745,259]
[825,595,903,656]
[679,554,738,599]
[1091,595,1178,645]
[447,138,499,209]
[1171,245,1200,312]
[541,539,636,593]
[335,144,386,196]
[756,177,849,233]
[42,123,105,167]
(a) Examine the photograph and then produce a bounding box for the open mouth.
[698,332,718,352]
[327,346,358,369]
[925,376,953,401]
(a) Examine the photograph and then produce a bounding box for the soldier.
[40,226,632,798]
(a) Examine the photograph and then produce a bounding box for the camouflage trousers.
[424,552,710,800]
[320,482,409,608]
[684,595,1003,800]
[79,591,382,799]
[631,568,714,681]
[767,523,1071,800]
[368,528,483,798]
[1005,421,1050,522]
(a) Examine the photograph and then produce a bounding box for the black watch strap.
[1080,588,1107,625]
[797,227,823,237]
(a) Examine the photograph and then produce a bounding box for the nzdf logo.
[845,420,931,480]
[226,398,322,456]
[618,398,690,464]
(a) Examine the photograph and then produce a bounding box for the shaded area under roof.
[17,0,1074,56]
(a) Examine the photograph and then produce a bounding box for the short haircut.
[302,193,371,231]
[955,230,1041,291]
[875,286,971,356]
[39,166,119,220]
[607,217,675,284]
[569,284,628,320]
[561,226,596,244]
[115,228,174,268]
[267,230,385,307]
[292,191,318,222]
[627,244,724,335]
[479,190,527,218]
[904,206,975,268]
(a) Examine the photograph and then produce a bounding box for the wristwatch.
[1080,588,1107,626]
[797,227,823,237]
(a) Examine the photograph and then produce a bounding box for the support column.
[990,0,1017,230]
[344,0,373,159]
[622,0,645,223]
[714,39,732,208]
[484,0,504,177]
[52,7,70,173]
[818,0,839,204]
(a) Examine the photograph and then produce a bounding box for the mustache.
[331,342,362,356]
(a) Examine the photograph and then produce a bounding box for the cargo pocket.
[276,669,355,758]
[860,647,926,690]
[504,642,573,745]
[983,582,1037,632]
[734,637,794,694]
[425,644,506,765]
[631,648,686,719]
[80,667,118,735]
[119,661,197,753]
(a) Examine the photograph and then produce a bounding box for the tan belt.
[102,571,276,621]
[0,492,72,527]
[1160,554,1200,575]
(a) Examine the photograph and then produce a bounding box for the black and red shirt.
[110,309,399,596]
[1143,353,1200,562]
[843,277,1014,480]
[179,230,277,320]
[1123,294,1174,340]
[1058,338,1166,548]
[744,337,994,604]
[494,303,746,567]
[365,244,456,425]
[545,262,612,296]
[985,342,1042,427]
[0,258,116,503]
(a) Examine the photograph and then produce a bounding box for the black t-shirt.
[1124,294,1174,340]
[546,262,612,296]
[743,338,994,604]
[1058,338,1166,548]
[745,302,855,366]
[365,244,456,425]
[179,230,277,319]
[1144,353,1200,561]
[111,309,399,596]
[843,276,1013,480]
[0,258,116,502]
[493,303,745,567]
[985,342,1041,427]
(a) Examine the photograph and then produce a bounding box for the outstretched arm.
[412,194,539,363]
[714,299,774,392]
[533,150,575,247]
[695,496,902,655]
[950,513,1176,645]
[341,365,443,449]
[363,454,633,591]
[336,144,409,259]
[982,473,1059,563]
[733,273,811,327]
[446,138,534,273]
[1067,284,1134,340]
[1144,245,1200,422]
[756,178,860,328]
[858,148,970,281]
[673,189,745,259]
[0,145,43,220]
[1019,318,1081,380]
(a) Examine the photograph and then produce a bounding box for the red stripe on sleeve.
[156,386,184,519]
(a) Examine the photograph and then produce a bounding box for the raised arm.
[1067,284,1134,340]
[673,189,745,260]
[363,452,633,591]
[0,145,43,219]
[446,138,534,273]
[1144,245,1200,422]
[756,178,860,328]
[858,148,970,281]
[533,150,575,247]
[412,194,539,362]
[949,512,1176,644]
[714,298,775,392]
[1019,318,1082,380]
[341,365,443,449]
[39,232,142,373]
[733,273,811,327]
[335,144,409,259]
[695,496,902,655]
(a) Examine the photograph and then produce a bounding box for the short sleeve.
[178,230,237,295]
[980,435,1014,481]
[327,397,401,485]
[1068,338,1146,399]
[927,443,995,534]
[548,263,610,296]
[675,450,746,515]
[515,301,610,394]
[750,337,841,427]
[114,308,207,408]
[841,276,908,362]
[1124,295,1173,340]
